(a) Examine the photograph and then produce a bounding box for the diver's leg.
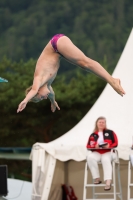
[57,36,125,96]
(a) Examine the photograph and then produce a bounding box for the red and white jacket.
[86,129,118,154]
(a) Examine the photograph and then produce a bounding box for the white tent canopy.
[31,28,133,200]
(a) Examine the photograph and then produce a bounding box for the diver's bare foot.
[110,78,125,96]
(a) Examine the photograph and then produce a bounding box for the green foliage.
[0,0,133,71]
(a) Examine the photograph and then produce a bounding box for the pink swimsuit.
[50,34,65,53]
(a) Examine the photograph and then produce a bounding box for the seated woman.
[86,116,118,191]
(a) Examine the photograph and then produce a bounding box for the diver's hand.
[17,100,28,113]
[51,101,60,112]
[110,78,125,96]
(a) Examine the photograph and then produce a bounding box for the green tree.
[0,0,133,72]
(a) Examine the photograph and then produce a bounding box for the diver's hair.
[93,116,107,132]
[25,86,39,103]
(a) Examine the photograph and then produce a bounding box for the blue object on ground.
[0,77,8,82]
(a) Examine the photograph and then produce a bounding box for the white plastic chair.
[127,155,133,200]
[83,149,123,200]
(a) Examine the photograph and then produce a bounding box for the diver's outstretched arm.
[17,76,41,113]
